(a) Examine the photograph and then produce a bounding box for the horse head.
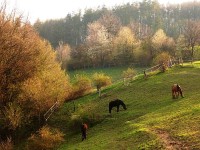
[121,102,127,110]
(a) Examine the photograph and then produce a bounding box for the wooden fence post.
[144,70,147,79]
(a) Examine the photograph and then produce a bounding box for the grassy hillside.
[50,62,200,150]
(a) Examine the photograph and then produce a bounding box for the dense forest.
[34,0,200,70]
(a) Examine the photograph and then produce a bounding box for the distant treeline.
[33,0,200,70]
[34,0,200,47]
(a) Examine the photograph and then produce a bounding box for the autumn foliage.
[0,5,71,144]
[69,74,92,100]
[27,126,64,150]
[153,52,171,72]
[122,68,136,79]
[0,137,13,150]
[92,73,112,97]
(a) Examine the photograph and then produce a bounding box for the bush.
[68,74,92,100]
[27,126,64,150]
[68,115,82,132]
[92,73,112,92]
[0,138,13,150]
[3,102,23,130]
[122,68,137,85]
[122,68,136,79]
[80,113,104,127]
[153,52,171,72]
[68,112,104,133]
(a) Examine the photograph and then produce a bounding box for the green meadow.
[50,62,200,150]
[68,66,146,83]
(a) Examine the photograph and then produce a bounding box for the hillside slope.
[53,63,200,150]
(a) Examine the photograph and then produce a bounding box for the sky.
[1,0,198,24]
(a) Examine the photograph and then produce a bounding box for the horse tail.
[179,88,184,98]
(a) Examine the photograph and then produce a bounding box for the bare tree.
[98,11,121,39]
[183,20,200,61]
[86,21,110,67]
[56,41,71,70]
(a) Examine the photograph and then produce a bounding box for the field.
[68,66,146,83]
[50,62,200,150]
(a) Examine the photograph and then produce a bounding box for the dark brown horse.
[172,84,184,99]
[109,99,127,113]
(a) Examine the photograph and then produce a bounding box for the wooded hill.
[34,0,200,70]
[34,0,200,47]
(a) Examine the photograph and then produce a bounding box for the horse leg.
[177,92,179,98]
[172,91,175,99]
[180,90,184,98]
[109,107,112,113]
[109,105,112,113]
[117,105,119,112]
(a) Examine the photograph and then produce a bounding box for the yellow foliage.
[0,16,41,105]
[27,126,64,150]
[122,68,136,79]
[92,73,112,90]
[114,26,136,46]
[69,74,92,100]
[152,29,167,48]
[0,8,71,121]
[3,102,23,130]
[0,137,13,150]
[153,52,171,66]
[19,41,71,115]
[0,5,71,142]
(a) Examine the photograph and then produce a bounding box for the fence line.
[44,101,59,121]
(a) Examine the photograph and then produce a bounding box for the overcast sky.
[1,0,198,24]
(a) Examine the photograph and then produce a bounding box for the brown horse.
[172,84,184,99]
[81,123,88,141]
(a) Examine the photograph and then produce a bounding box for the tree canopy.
[0,6,71,142]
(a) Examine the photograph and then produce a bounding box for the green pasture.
[67,66,146,83]
[50,62,200,150]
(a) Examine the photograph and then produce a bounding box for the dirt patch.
[153,129,190,150]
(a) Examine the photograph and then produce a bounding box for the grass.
[49,62,200,150]
[68,66,146,83]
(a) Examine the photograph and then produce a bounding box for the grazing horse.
[81,123,88,141]
[109,99,127,113]
[172,84,184,99]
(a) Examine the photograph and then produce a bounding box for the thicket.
[69,74,92,100]
[0,5,71,147]
[27,126,64,150]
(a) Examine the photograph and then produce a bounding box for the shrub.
[0,138,13,150]
[68,113,104,133]
[153,52,171,72]
[27,126,64,150]
[80,113,104,127]
[122,68,137,85]
[68,74,92,100]
[3,102,23,130]
[122,68,136,79]
[92,73,112,91]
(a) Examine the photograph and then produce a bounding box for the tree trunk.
[98,89,101,98]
